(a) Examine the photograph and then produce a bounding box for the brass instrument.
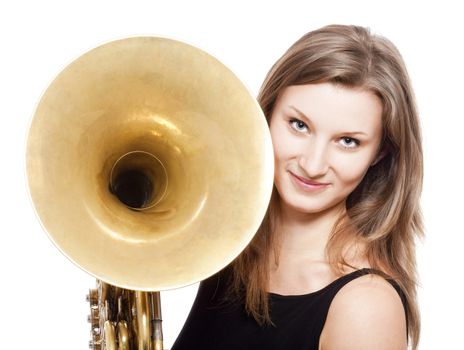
[26,37,274,349]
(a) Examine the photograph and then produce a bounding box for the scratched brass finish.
[26,37,274,349]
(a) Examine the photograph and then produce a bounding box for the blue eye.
[289,118,308,133]
[339,137,360,149]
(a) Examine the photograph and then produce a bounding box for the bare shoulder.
[319,273,407,350]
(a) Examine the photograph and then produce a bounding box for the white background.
[1,1,462,349]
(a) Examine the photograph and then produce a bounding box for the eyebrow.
[289,105,368,137]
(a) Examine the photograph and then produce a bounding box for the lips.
[289,172,329,186]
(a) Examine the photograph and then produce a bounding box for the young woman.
[172,24,423,350]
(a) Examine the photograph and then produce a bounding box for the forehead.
[275,83,383,135]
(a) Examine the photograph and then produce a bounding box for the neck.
[273,200,346,263]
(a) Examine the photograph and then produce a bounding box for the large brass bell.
[26,36,274,349]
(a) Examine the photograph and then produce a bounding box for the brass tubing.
[135,291,151,350]
[118,321,130,350]
[103,321,117,350]
[150,292,163,350]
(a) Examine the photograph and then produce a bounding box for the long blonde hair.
[228,24,424,349]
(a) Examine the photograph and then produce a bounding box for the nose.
[298,140,329,178]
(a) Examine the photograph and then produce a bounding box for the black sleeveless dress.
[171,266,408,350]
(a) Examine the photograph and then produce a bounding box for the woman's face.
[269,83,383,215]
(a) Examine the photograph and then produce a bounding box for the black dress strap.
[171,267,409,350]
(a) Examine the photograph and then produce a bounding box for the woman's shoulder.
[319,271,407,350]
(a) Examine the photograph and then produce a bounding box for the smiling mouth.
[289,172,330,186]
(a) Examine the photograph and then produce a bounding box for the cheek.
[332,153,372,187]
[270,127,294,164]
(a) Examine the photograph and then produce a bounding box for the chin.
[282,195,346,215]
[281,197,326,214]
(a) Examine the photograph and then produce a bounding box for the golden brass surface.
[26,37,274,349]
[150,292,163,350]
[104,321,117,350]
[117,321,129,350]
[26,36,274,291]
[134,291,151,350]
